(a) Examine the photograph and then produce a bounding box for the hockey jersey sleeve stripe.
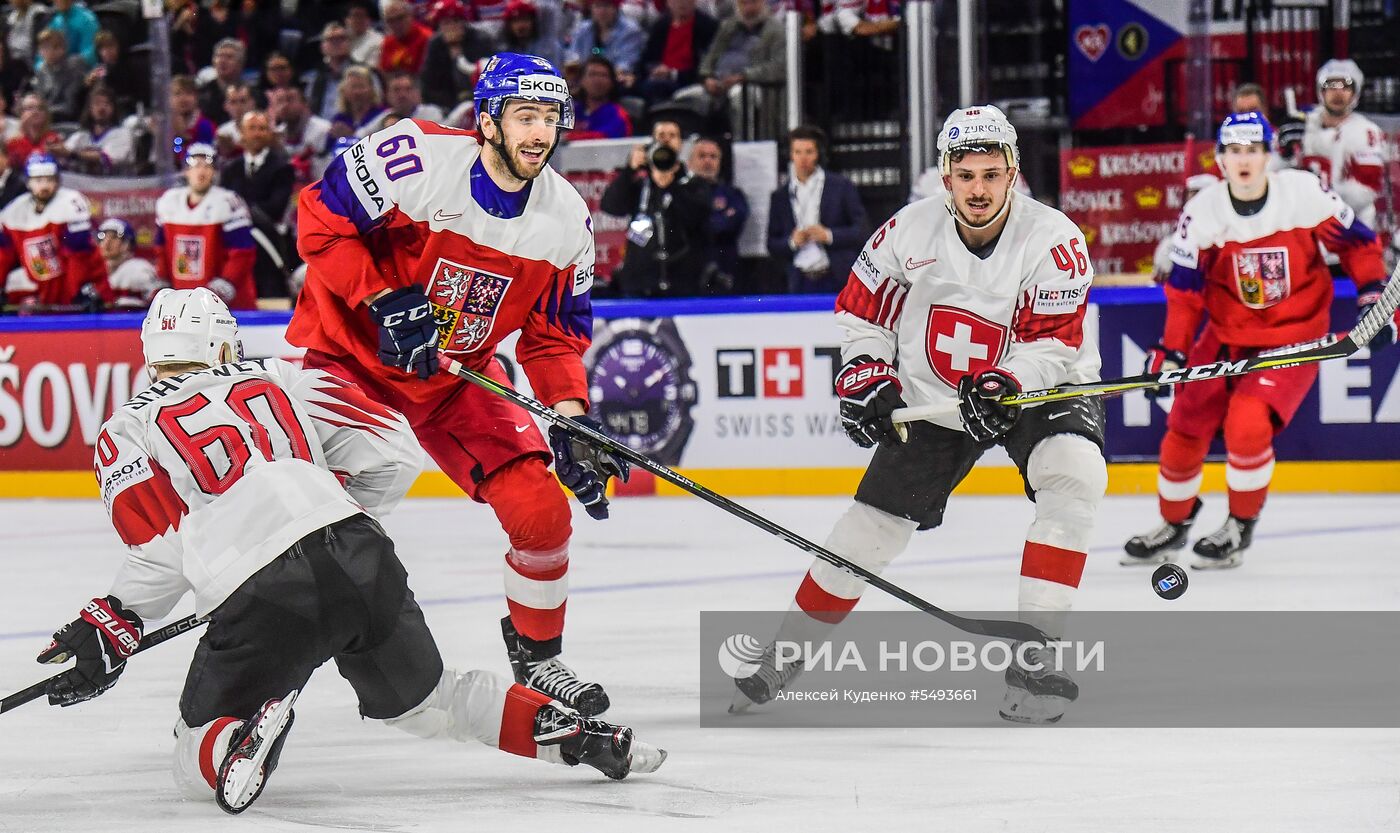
[1012,289,1085,348]
[534,271,592,339]
[63,227,94,252]
[313,376,402,425]
[223,225,255,249]
[313,154,381,236]
[1166,262,1205,293]
[836,273,901,330]
[110,459,189,547]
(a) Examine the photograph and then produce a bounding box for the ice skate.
[533,702,666,780]
[1122,500,1200,566]
[998,644,1079,725]
[502,616,610,716]
[729,642,806,714]
[215,689,299,814]
[1191,515,1256,570]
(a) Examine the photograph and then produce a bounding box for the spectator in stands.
[57,85,134,173]
[305,23,362,122]
[570,56,633,139]
[6,94,61,169]
[220,110,293,297]
[43,0,97,67]
[216,82,257,157]
[767,125,866,293]
[422,0,498,110]
[330,65,386,139]
[6,0,49,67]
[97,218,163,309]
[688,0,782,128]
[639,0,718,103]
[601,116,715,296]
[687,136,746,291]
[0,148,27,210]
[380,0,433,74]
[257,52,296,105]
[169,74,217,165]
[33,29,86,122]
[364,71,445,135]
[87,30,145,113]
[495,0,561,69]
[1232,81,1268,116]
[346,0,385,67]
[0,38,32,110]
[0,96,17,146]
[198,38,248,126]
[566,0,645,88]
[824,0,899,38]
[270,85,334,184]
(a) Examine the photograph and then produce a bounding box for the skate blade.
[728,687,760,715]
[627,741,668,774]
[219,689,299,814]
[997,687,1068,725]
[1119,551,1171,566]
[1190,553,1243,570]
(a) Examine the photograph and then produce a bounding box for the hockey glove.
[207,277,238,305]
[369,286,440,380]
[836,355,907,448]
[1358,282,1398,352]
[36,596,143,707]
[1143,343,1187,401]
[71,282,104,313]
[957,368,1022,445]
[550,416,631,520]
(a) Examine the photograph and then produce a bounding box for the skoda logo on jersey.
[924,306,1008,390]
[426,257,513,355]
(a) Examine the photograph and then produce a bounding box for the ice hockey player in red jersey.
[1124,111,1393,569]
[0,153,106,310]
[35,288,664,814]
[292,53,627,716]
[153,143,258,310]
[731,106,1108,725]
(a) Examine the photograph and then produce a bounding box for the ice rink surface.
[3,492,1399,832]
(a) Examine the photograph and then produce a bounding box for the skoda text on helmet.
[1316,58,1364,113]
[1217,110,1276,151]
[141,287,242,369]
[25,153,58,179]
[936,105,1020,229]
[473,52,575,131]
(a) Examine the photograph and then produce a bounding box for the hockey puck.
[1151,563,1188,600]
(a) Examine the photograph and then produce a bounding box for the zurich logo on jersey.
[947,126,960,140]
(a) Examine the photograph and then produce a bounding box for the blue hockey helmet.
[25,152,58,179]
[1217,111,1275,151]
[473,52,574,130]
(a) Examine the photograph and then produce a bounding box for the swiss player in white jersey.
[1301,59,1387,228]
[153,143,259,309]
[732,106,1107,725]
[34,288,663,814]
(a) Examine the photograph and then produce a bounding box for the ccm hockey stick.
[444,359,1046,643]
[891,272,1400,424]
[1,615,205,715]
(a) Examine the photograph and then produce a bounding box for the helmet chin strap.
[946,182,1016,230]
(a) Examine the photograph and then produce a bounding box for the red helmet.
[428,0,471,24]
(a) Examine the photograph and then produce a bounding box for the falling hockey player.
[291,53,628,716]
[35,288,663,814]
[1124,111,1393,569]
[732,106,1109,724]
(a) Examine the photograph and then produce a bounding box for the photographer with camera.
[601,117,714,297]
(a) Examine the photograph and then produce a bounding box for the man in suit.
[768,125,868,293]
[220,110,293,299]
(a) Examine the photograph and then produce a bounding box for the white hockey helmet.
[937,105,1020,176]
[1316,58,1364,111]
[141,287,241,369]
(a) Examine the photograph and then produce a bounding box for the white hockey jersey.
[105,256,164,308]
[1300,109,1386,226]
[95,358,424,621]
[835,194,1101,431]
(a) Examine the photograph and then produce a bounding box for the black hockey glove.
[369,286,440,380]
[1142,343,1187,402]
[550,416,630,520]
[957,368,1022,445]
[36,596,143,707]
[1358,282,1398,352]
[836,355,906,448]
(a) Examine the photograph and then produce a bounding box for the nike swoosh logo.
[905,256,937,269]
[514,425,530,433]
[433,209,464,222]
[1046,411,1071,420]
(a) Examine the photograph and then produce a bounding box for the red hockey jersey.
[0,186,105,306]
[1164,169,1386,352]
[291,119,595,409]
[154,185,258,310]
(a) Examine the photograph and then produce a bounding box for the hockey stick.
[1,615,206,715]
[443,359,1046,643]
[890,273,1400,424]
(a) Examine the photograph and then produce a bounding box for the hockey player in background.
[36,288,663,814]
[292,53,627,716]
[1300,59,1386,229]
[153,143,259,310]
[733,106,1108,725]
[1124,112,1394,569]
[0,153,106,310]
[97,218,165,309]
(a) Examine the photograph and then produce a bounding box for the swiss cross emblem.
[761,347,804,398]
[1232,247,1291,309]
[924,306,1007,389]
[426,257,513,355]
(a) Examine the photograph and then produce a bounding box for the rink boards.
[0,286,1397,497]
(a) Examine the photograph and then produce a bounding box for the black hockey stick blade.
[444,359,1045,643]
[1,615,206,715]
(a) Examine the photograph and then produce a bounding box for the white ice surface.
[2,493,1399,832]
